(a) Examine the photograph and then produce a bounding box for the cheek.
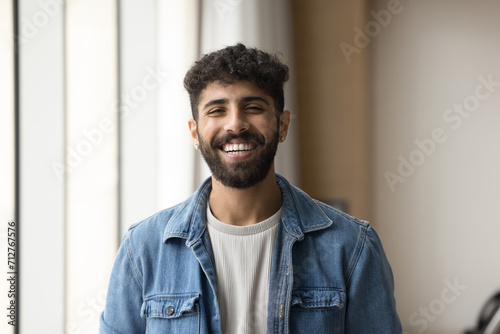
[199,123,228,148]
[257,119,279,137]
[197,121,218,139]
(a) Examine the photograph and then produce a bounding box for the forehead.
[198,80,272,107]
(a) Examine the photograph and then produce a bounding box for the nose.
[224,108,249,134]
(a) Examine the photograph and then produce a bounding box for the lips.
[212,133,265,156]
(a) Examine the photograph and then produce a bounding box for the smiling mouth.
[221,143,256,155]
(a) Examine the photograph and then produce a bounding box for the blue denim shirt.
[100,174,402,333]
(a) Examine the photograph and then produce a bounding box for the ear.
[278,110,291,142]
[188,119,199,146]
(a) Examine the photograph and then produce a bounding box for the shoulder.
[124,203,184,249]
[312,199,384,252]
[121,177,212,254]
[129,203,182,231]
[313,199,369,229]
[297,198,372,249]
[311,200,391,279]
[276,174,374,254]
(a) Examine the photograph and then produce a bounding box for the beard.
[198,128,279,189]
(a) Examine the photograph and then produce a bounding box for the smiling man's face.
[188,80,289,189]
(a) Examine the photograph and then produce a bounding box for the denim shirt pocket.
[289,288,345,333]
[141,294,200,333]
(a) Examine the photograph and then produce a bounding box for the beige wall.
[291,0,371,220]
[372,0,500,333]
[292,0,500,333]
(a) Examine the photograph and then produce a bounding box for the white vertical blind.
[18,0,65,332]
[0,1,15,333]
[119,0,159,236]
[65,1,118,332]
[156,0,200,208]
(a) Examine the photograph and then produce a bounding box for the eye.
[207,108,225,116]
[245,105,264,112]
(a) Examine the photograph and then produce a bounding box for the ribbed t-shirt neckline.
[206,202,282,236]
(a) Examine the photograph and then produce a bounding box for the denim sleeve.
[100,231,146,333]
[345,225,403,333]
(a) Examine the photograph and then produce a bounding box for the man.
[100,43,402,333]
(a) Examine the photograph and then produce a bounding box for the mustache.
[211,132,266,149]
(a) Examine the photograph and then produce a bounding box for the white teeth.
[223,143,254,152]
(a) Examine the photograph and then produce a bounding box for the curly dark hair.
[184,43,289,120]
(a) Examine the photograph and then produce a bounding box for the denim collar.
[163,174,333,246]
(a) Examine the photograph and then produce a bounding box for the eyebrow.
[203,98,228,110]
[241,96,270,105]
[202,96,270,110]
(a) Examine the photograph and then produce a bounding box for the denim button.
[166,306,175,315]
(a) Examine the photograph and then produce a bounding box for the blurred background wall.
[292,0,500,333]
[371,1,500,333]
[1,0,499,333]
[292,0,371,221]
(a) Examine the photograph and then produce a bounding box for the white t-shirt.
[206,204,281,334]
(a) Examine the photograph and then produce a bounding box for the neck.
[208,168,282,226]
